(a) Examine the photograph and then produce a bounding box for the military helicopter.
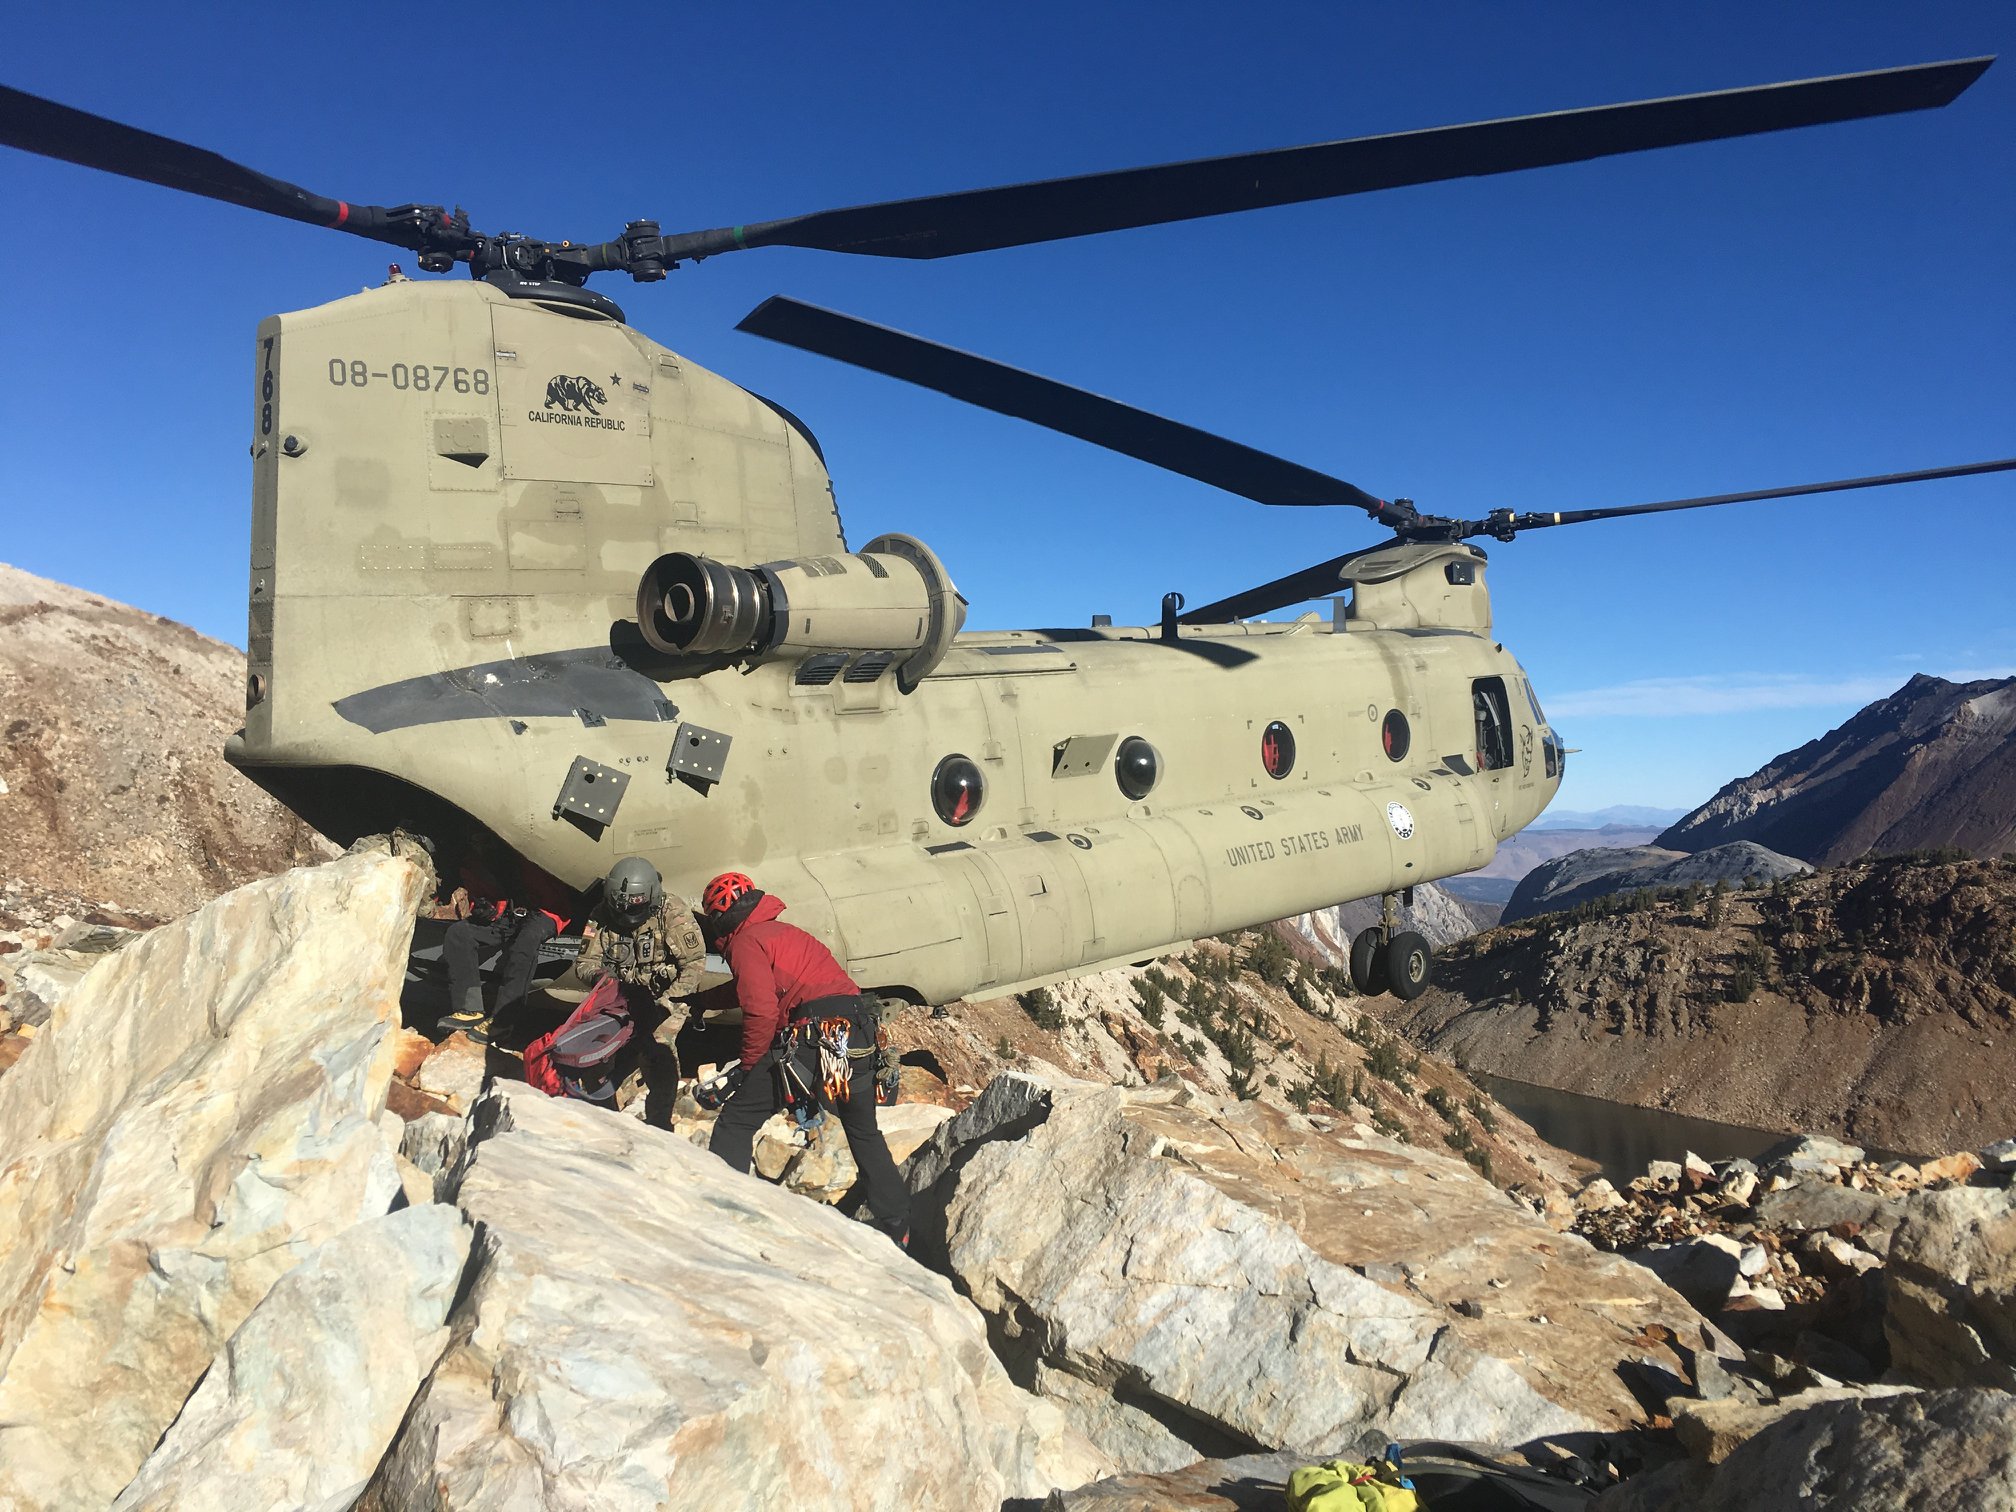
[3,60,2010,1008]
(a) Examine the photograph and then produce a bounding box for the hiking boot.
[438,985,487,1040]
[873,1215,909,1251]
[463,1017,496,1047]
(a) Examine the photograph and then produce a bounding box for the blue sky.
[4,3,2011,813]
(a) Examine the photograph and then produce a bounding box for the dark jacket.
[719,893,858,1069]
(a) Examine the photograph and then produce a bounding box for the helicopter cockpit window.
[1521,675,1549,729]
[1517,673,1558,777]
[931,754,985,827]
[1471,678,1514,772]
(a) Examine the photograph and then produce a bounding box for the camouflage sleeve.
[565,920,609,989]
[655,897,708,998]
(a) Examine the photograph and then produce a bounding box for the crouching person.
[698,871,910,1247]
[526,856,705,1117]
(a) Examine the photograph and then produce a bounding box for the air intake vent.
[795,654,847,686]
[844,651,897,683]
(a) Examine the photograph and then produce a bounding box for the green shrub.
[1018,988,1067,1032]
[1134,978,1165,1027]
[1371,1110,1409,1142]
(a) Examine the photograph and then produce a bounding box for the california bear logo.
[544,375,608,414]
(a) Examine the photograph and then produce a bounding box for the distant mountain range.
[1657,674,2016,864]
[1531,805,1690,831]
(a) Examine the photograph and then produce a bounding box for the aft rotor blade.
[1483,457,2016,537]
[0,83,457,251]
[680,58,1992,261]
[1181,552,1371,625]
[737,297,1406,518]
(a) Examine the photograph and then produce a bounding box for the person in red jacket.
[699,871,909,1245]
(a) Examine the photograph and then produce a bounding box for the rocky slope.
[871,923,1591,1207]
[0,562,329,924]
[1657,673,2016,865]
[1503,840,1809,923]
[6,853,2014,1510]
[1375,855,2016,1154]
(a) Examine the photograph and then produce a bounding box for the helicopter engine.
[635,532,965,691]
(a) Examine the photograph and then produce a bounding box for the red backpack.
[523,976,635,1105]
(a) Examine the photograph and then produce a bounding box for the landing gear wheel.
[1348,928,1388,996]
[1386,931,1433,1001]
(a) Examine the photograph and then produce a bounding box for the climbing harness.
[773,1021,826,1132]
[816,1016,853,1103]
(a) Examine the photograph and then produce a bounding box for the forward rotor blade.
[737,297,1405,517]
[1481,457,2016,537]
[684,58,1992,261]
[0,83,455,251]
[1188,458,2016,623]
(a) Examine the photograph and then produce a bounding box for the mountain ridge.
[0,561,330,926]
[1656,673,2016,864]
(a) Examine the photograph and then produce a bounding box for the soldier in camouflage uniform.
[566,857,707,1090]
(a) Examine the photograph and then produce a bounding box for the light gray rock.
[0,947,91,1028]
[412,1029,488,1112]
[1628,1235,1746,1313]
[764,1100,958,1207]
[1720,1170,1760,1206]
[1754,1177,1904,1254]
[368,1082,1107,1511]
[53,921,143,954]
[1602,1388,2016,1510]
[1644,1159,1684,1192]
[1885,1185,2016,1390]
[1983,1138,2016,1172]
[1577,1178,1627,1211]
[399,1109,472,1203]
[1045,1449,1326,1510]
[0,853,424,1512]
[1672,1384,1918,1464]
[909,1072,1722,1472]
[1765,1135,1865,1180]
[112,1204,471,1511]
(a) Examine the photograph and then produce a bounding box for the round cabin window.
[1261,721,1296,780]
[931,754,984,827]
[1114,737,1160,800]
[1382,709,1411,762]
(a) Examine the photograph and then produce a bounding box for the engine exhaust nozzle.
[636,553,768,655]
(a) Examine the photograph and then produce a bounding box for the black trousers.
[709,1049,910,1232]
[443,911,558,1030]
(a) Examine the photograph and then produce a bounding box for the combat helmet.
[605,856,663,922]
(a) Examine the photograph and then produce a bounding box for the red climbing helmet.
[702,871,755,916]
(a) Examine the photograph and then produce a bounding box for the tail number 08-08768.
[324,360,491,394]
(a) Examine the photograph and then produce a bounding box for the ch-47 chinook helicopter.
[4,60,2011,1008]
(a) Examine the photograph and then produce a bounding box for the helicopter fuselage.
[227,278,1560,1002]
